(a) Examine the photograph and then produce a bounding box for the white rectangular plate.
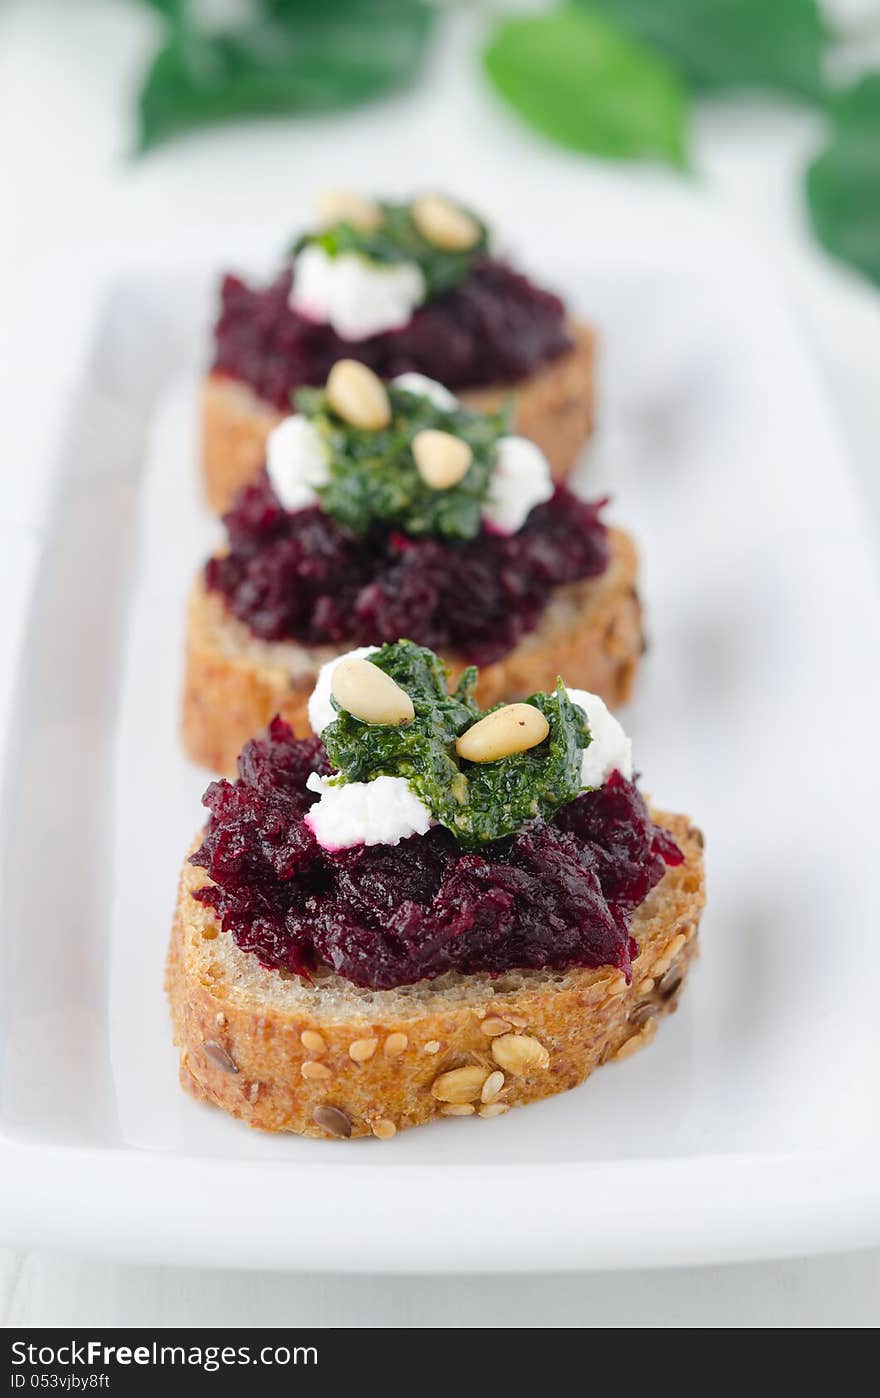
[2,202,879,1272]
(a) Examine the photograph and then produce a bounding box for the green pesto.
[293,383,509,541]
[320,640,592,847]
[293,199,490,299]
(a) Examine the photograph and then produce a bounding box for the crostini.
[183,364,641,773]
[168,641,706,1139]
[204,191,595,511]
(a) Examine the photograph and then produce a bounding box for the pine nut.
[326,359,391,430]
[372,1118,397,1140]
[479,1102,510,1119]
[431,1065,489,1103]
[349,1037,378,1063]
[412,194,481,251]
[412,429,473,489]
[383,1032,409,1058]
[300,1029,326,1056]
[490,1034,550,1075]
[316,188,382,231]
[331,656,414,726]
[440,1103,475,1117]
[455,704,550,763]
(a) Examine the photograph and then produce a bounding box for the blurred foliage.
[483,7,688,166]
[130,0,880,290]
[136,0,435,152]
[580,0,826,102]
[482,0,826,165]
[807,77,880,287]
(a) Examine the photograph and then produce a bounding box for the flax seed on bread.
[202,321,596,514]
[181,527,643,775]
[166,812,705,1139]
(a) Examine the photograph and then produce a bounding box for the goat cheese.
[482,435,554,535]
[266,414,330,512]
[567,688,633,788]
[305,772,433,850]
[390,373,458,411]
[291,244,425,340]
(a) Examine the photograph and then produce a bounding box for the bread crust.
[166,813,705,1139]
[202,321,596,514]
[182,528,643,774]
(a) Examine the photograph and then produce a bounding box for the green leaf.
[581,0,826,102]
[134,0,184,16]
[137,0,435,153]
[806,76,880,287]
[483,6,688,168]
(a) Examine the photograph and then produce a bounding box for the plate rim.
[0,1133,877,1271]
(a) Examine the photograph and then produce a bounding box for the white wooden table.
[2,0,879,1327]
[2,1250,879,1328]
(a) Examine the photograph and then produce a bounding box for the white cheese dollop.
[266,414,330,513]
[291,244,425,341]
[567,688,633,789]
[482,435,554,535]
[307,646,379,736]
[305,772,432,851]
[390,373,458,411]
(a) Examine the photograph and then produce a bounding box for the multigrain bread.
[182,527,643,774]
[202,321,596,514]
[166,813,705,1139]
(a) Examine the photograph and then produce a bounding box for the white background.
[2,0,880,1327]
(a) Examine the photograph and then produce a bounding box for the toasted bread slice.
[166,812,704,1139]
[182,527,643,775]
[202,321,596,514]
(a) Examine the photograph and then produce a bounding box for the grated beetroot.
[190,718,683,991]
[211,258,572,410]
[205,474,609,665]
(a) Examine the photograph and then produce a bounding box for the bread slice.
[202,321,596,514]
[166,812,705,1139]
[182,527,643,775]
